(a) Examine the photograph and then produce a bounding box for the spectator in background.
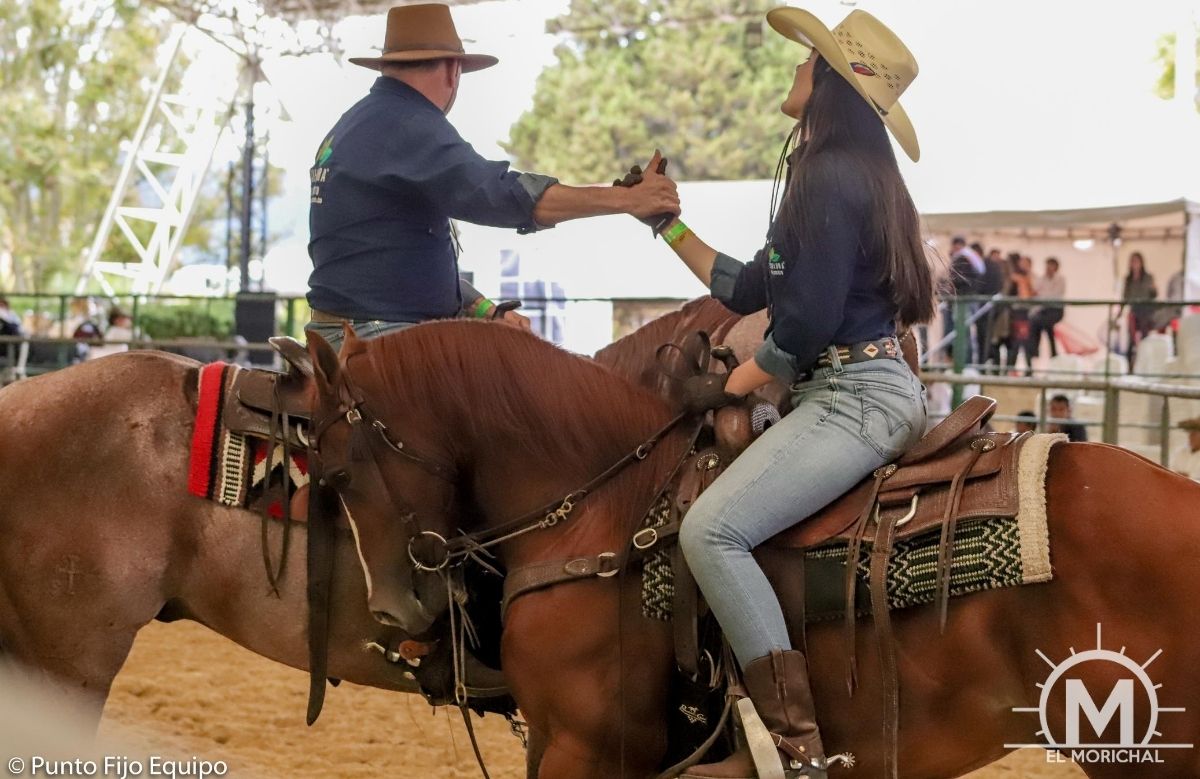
[1015,409,1038,434]
[87,308,136,361]
[106,308,134,342]
[975,247,1008,373]
[1172,418,1200,481]
[946,236,985,363]
[0,297,23,337]
[1047,394,1088,442]
[1029,257,1066,360]
[1002,254,1035,375]
[1157,268,1186,332]
[1121,252,1157,362]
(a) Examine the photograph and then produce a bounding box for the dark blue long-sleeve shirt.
[307,77,557,321]
[709,153,898,381]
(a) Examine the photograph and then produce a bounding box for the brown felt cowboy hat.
[766,6,920,161]
[1180,417,1200,432]
[349,3,498,73]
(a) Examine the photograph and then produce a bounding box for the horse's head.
[307,327,461,637]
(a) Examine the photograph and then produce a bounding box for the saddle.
[765,395,1022,551]
[222,337,314,448]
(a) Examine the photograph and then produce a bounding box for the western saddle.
[221,336,315,449]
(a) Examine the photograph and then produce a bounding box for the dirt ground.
[95,622,1082,779]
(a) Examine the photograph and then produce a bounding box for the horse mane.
[595,297,741,389]
[360,320,677,490]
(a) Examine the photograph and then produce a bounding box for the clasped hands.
[613,149,679,234]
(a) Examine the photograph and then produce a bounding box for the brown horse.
[0,351,434,722]
[0,299,732,728]
[307,319,1200,779]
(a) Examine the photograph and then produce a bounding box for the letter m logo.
[1065,679,1134,745]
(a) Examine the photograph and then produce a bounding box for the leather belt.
[815,336,900,369]
[790,337,902,389]
[309,308,351,324]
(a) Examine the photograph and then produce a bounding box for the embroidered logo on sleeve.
[310,135,334,204]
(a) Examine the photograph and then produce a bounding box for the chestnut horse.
[308,319,1200,779]
[0,299,731,727]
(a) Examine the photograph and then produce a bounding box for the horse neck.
[392,325,690,564]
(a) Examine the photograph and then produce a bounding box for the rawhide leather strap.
[845,434,999,779]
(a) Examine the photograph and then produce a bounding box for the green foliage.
[137,299,235,339]
[1153,30,1200,107]
[505,0,800,182]
[0,0,181,290]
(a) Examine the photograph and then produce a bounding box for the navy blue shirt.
[308,77,557,321]
[709,153,898,381]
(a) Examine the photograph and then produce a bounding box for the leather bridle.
[308,355,692,576]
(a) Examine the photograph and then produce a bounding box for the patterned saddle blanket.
[188,362,309,516]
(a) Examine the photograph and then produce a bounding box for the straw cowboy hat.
[767,6,920,161]
[349,3,498,73]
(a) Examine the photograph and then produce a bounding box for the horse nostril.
[371,610,400,626]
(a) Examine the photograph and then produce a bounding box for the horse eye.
[322,469,352,489]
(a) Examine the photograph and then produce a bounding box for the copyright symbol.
[7,757,24,775]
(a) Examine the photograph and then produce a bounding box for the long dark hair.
[773,57,934,328]
[1126,251,1146,281]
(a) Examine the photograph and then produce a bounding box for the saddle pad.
[641,433,1063,622]
[188,362,309,513]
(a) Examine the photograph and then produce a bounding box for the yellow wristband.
[662,221,689,246]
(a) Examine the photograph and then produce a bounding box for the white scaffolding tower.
[75,27,237,296]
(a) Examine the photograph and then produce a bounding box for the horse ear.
[307,331,340,396]
[341,322,366,359]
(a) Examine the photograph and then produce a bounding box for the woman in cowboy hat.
[659,7,934,777]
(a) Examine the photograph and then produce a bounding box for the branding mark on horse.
[54,555,82,596]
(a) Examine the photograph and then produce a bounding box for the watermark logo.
[1005,624,1192,765]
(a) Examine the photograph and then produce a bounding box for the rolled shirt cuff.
[708,252,744,305]
[458,277,485,311]
[754,333,801,384]
[516,172,560,234]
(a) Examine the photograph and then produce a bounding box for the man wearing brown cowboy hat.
[1172,417,1200,481]
[306,3,678,346]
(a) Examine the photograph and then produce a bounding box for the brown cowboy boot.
[683,649,828,779]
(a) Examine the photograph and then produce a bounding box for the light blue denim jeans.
[679,353,927,667]
[304,318,416,352]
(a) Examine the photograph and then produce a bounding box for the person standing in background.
[976,247,1008,373]
[1029,257,1065,360]
[945,236,985,363]
[1003,254,1035,375]
[1120,251,1157,365]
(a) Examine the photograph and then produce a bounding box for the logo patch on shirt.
[315,135,334,166]
[768,248,784,276]
[311,135,334,204]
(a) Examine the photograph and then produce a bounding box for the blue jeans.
[304,319,416,352]
[679,354,927,666]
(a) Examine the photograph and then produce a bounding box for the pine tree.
[504,0,803,182]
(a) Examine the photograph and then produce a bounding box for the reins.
[312,358,694,573]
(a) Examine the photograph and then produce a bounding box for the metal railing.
[922,371,1200,456]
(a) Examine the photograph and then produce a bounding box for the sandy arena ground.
[95,622,1081,779]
